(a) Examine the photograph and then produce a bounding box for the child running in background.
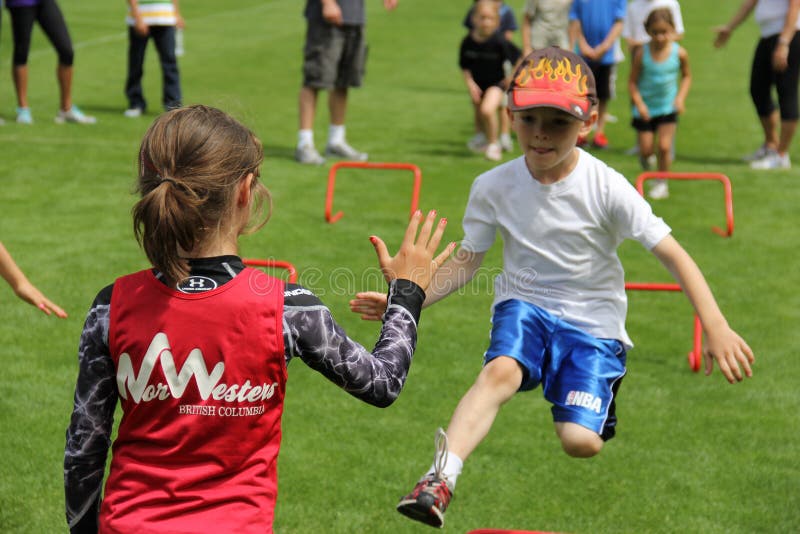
[628,7,691,199]
[463,0,519,154]
[64,105,455,533]
[460,0,521,161]
[1,241,66,317]
[350,48,753,528]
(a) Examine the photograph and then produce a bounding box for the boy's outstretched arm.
[651,235,754,383]
[0,242,67,318]
[350,247,485,321]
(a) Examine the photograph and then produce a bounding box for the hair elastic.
[157,174,179,187]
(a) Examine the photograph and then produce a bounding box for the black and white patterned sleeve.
[283,279,425,408]
[64,285,118,534]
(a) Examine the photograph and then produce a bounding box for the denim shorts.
[485,299,627,440]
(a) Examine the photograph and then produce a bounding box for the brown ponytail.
[132,105,270,284]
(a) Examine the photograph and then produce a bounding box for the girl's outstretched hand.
[351,210,455,321]
[371,210,455,289]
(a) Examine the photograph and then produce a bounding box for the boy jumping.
[349,47,754,528]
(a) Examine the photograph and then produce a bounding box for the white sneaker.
[16,107,33,124]
[648,180,669,200]
[124,107,143,118]
[750,150,790,170]
[624,144,640,156]
[55,105,96,124]
[295,144,326,165]
[485,142,502,161]
[742,144,770,162]
[466,132,488,153]
[325,140,368,161]
[639,153,657,170]
[499,134,514,152]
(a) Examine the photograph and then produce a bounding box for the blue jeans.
[125,25,182,111]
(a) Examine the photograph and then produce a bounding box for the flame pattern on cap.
[514,57,589,97]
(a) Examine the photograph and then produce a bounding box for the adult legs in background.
[125,27,149,112]
[151,25,182,110]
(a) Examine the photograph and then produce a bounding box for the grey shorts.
[302,19,367,89]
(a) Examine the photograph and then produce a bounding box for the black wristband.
[386,279,425,325]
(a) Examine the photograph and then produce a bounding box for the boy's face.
[511,107,597,181]
[472,6,500,37]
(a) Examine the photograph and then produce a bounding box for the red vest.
[102,268,285,534]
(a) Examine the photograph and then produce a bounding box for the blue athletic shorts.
[484,299,627,440]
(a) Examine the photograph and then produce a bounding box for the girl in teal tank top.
[628,8,691,199]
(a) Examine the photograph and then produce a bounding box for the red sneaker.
[396,474,453,527]
[592,132,609,149]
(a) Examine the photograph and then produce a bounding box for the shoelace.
[432,427,448,484]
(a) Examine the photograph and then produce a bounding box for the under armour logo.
[177,276,218,293]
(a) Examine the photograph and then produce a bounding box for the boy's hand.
[369,210,456,290]
[350,292,388,321]
[703,326,754,383]
[467,81,483,104]
[133,15,149,36]
[321,0,343,25]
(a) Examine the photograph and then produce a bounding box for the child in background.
[463,0,519,154]
[628,8,691,199]
[124,0,184,117]
[521,0,573,54]
[622,0,685,158]
[1,241,66,317]
[569,0,627,148]
[350,48,753,528]
[459,0,521,161]
[64,105,455,533]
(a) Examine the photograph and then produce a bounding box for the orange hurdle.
[325,161,422,223]
[243,258,298,283]
[635,172,734,237]
[625,282,702,372]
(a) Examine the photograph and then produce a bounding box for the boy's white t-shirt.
[622,0,685,45]
[461,151,671,348]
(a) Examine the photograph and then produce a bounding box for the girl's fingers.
[432,242,457,268]
[426,218,448,252]
[415,210,436,247]
[401,210,423,247]
[370,235,390,265]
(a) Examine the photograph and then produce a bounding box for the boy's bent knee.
[477,356,524,393]
[555,422,604,458]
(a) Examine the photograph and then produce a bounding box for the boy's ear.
[579,110,599,136]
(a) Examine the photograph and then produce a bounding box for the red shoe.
[396,474,453,527]
[592,132,609,149]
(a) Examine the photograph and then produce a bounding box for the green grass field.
[1,1,798,532]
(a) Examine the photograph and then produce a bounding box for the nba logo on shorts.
[566,390,602,413]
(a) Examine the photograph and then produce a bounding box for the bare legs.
[13,63,74,112]
[444,356,604,465]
